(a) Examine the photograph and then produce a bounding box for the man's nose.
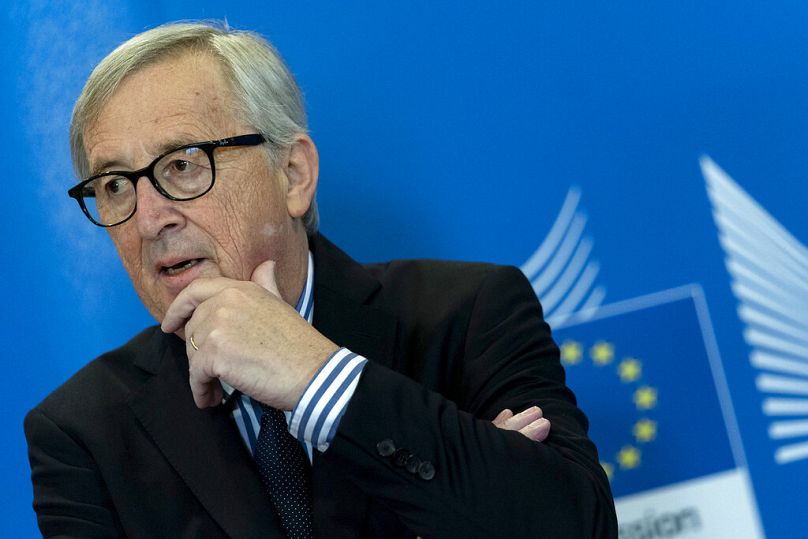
[134,176,185,239]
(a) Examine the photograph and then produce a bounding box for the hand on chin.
[160,260,338,411]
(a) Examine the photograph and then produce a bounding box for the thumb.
[250,259,280,295]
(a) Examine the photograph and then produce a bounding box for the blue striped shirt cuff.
[289,347,367,452]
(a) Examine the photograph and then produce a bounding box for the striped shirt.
[220,252,368,461]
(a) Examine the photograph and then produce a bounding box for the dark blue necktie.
[255,406,314,538]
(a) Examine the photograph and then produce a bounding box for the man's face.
[84,53,305,321]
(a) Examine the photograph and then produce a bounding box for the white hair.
[70,21,319,232]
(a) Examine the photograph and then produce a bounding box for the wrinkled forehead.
[85,52,244,172]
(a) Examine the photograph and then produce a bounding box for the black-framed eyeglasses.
[67,133,267,227]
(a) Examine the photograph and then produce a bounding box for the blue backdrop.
[4,1,807,536]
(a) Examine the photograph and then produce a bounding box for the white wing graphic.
[520,188,606,329]
[702,155,808,465]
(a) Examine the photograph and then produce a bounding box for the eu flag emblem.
[554,287,738,496]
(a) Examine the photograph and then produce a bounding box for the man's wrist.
[289,347,368,451]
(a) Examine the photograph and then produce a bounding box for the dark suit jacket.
[26,234,617,538]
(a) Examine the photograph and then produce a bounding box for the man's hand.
[492,406,551,442]
[161,260,339,411]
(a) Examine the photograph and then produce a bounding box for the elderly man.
[25,22,616,538]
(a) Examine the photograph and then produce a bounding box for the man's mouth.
[162,258,203,276]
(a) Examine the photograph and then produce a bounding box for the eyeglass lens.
[81,146,213,226]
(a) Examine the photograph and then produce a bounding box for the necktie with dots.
[255,406,314,538]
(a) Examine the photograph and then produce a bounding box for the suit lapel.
[310,234,398,369]
[128,332,283,539]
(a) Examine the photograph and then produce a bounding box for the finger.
[503,406,543,431]
[185,333,224,408]
[492,409,514,427]
[161,277,239,333]
[521,418,551,442]
[182,299,227,360]
[180,287,218,349]
[188,349,224,408]
[250,259,280,296]
[184,313,225,408]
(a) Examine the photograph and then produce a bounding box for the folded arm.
[320,266,617,537]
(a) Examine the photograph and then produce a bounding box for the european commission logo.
[703,157,808,466]
[521,165,808,535]
[520,191,742,498]
[520,188,765,536]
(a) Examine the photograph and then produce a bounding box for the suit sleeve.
[24,407,124,538]
[322,266,618,538]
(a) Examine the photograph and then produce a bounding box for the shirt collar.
[220,251,314,401]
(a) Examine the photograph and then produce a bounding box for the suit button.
[393,448,412,467]
[417,461,436,481]
[405,454,421,474]
[376,439,396,457]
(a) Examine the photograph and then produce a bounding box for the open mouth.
[162,258,203,276]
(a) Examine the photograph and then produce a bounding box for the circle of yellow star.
[633,386,658,410]
[590,341,614,366]
[633,419,657,443]
[618,358,642,382]
[560,340,583,365]
[600,462,614,481]
[617,446,641,470]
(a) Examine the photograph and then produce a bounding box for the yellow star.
[560,340,583,365]
[618,358,642,383]
[634,386,658,410]
[600,462,614,481]
[633,419,657,443]
[590,341,614,366]
[617,446,641,470]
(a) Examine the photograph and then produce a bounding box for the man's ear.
[284,134,319,219]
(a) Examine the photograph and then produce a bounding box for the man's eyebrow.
[89,137,203,176]
[89,158,128,177]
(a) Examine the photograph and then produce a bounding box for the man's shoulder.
[360,258,535,331]
[365,257,511,280]
[28,326,168,422]
[365,257,529,297]
[311,233,531,305]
